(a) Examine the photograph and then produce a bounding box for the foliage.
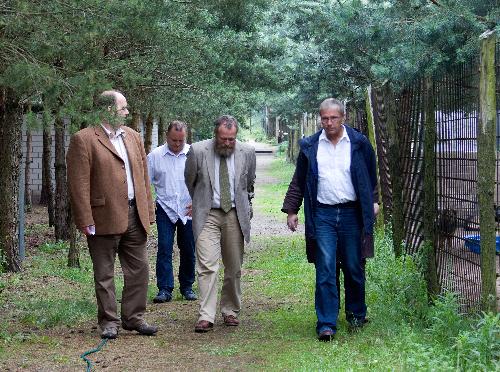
[241,157,498,370]
[257,0,499,118]
[455,312,500,371]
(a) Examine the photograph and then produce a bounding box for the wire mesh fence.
[370,40,500,311]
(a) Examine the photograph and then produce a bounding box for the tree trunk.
[384,83,404,257]
[365,86,384,228]
[67,211,80,268]
[24,127,32,211]
[477,31,497,313]
[144,111,153,154]
[157,115,165,145]
[129,110,141,132]
[422,76,440,299]
[0,87,22,272]
[54,115,70,240]
[39,120,55,226]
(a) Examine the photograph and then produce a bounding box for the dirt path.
[3,146,297,371]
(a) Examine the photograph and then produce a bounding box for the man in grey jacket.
[184,115,256,333]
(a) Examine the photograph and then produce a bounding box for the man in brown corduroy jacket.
[67,90,157,339]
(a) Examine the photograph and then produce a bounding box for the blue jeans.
[156,204,195,294]
[314,205,366,334]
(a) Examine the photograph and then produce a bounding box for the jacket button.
[122,165,125,169]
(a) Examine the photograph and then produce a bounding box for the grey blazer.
[184,139,256,243]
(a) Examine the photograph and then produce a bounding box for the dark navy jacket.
[282,125,378,263]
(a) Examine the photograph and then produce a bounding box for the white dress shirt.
[147,143,192,224]
[101,125,135,200]
[317,127,356,205]
[212,152,236,209]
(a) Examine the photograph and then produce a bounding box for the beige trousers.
[196,208,244,323]
[87,206,149,330]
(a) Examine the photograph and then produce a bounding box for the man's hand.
[287,213,299,232]
[79,225,95,236]
[185,203,192,217]
[373,203,380,217]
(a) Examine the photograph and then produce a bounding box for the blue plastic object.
[464,235,500,254]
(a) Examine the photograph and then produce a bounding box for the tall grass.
[245,157,500,371]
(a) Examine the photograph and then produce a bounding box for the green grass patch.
[239,157,500,371]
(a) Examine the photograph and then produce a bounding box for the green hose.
[80,338,108,372]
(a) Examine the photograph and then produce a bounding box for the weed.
[455,312,500,371]
[38,241,68,254]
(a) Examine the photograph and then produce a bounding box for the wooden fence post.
[422,76,440,298]
[384,83,404,256]
[366,86,384,228]
[477,30,497,313]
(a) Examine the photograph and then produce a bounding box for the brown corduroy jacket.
[66,125,155,235]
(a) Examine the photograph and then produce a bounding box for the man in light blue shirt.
[147,120,196,303]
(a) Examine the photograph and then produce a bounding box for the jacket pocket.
[91,196,105,207]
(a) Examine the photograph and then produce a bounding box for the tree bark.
[157,115,164,145]
[67,211,80,268]
[0,87,22,272]
[39,119,55,226]
[477,31,497,313]
[365,86,384,228]
[384,83,404,257]
[54,114,70,240]
[24,127,32,211]
[422,76,440,299]
[129,110,141,132]
[144,111,153,154]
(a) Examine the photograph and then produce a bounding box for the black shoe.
[122,322,158,336]
[153,290,172,303]
[318,329,335,341]
[101,327,118,339]
[181,289,197,301]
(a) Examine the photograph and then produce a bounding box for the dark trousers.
[314,205,366,334]
[87,206,148,330]
[155,203,195,294]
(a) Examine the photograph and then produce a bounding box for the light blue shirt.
[147,143,191,224]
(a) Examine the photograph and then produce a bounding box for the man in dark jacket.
[282,98,378,341]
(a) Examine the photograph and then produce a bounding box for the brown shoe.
[194,320,213,333]
[223,314,239,326]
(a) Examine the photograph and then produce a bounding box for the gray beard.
[215,144,234,157]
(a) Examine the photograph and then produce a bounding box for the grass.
[236,157,500,371]
[1,157,498,371]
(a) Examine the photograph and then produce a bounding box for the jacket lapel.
[95,126,121,160]
[234,142,243,189]
[205,139,215,191]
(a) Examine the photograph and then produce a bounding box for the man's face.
[320,106,344,141]
[166,128,186,155]
[215,125,237,157]
[108,93,129,128]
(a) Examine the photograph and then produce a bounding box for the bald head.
[97,90,129,129]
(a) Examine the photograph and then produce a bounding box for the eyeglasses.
[320,116,343,123]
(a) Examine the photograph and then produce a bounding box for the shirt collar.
[319,125,349,143]
[163,143,190,157]
[101,124,126,139]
